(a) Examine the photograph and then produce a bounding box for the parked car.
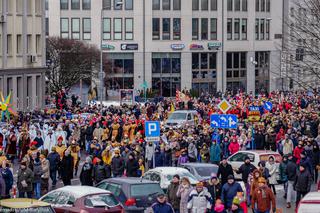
[143,167,199,191]
[297,191,320,213]
[164,110,199,129]
[179,163,219,181]
[0,198,55,212]
[40,185,123,213]
[96,177,164,213]
[227,150,282,181]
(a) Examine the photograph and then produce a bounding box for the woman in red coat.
[5,129,17,161]
[229,137,240,155]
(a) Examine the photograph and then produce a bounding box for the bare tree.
[284,0,320,90]
[46,37,100,93]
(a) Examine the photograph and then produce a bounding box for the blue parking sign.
[145,121,160,142]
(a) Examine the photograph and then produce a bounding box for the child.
[137,158,145,177]
[214,199,226,213]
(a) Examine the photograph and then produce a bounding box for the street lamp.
[100,1,123,106]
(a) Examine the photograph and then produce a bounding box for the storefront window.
[255,51,270,93]
[226,52,247,93]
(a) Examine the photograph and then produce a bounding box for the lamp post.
[100,1,123,106]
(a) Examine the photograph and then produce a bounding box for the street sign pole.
[145,121,160,169]
[153,144,155,169]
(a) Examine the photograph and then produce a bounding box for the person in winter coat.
[146,142,155,170]
[154,147,165,167]
[257,161,270,180]
[1,161,13,199]
[111,149,124,177]
[313,143,320,183]
[285,154,297,208]
[17,161,34,198]
[279,155,289,198]
[178,149,189,165]
[294,163,313,207]
[210,140,221,165]
[251,177,276,213]
[221,175,243,210]
[80,156,93,186]
[167,174,180,212]
[300,151,313,174]
[229,137,240,155]
[235,156,256,184]
[47,147,60,187]
[293,142,304,164]
[250,169,262,197]
[188,141,197,162]
[176,177,192,213]
[126,153,139,177]
[151,193,174,213]
[40,154,50,196]
[221,137,230,158]
[187,182,212,213]
[60,150,74,186]
[217,157,234,186]
[266,156,277,195]
[33,154,43,199]
[200,144,210,163]
[207,175,222,212]
[282,134,294,155]
[93,157,111,184]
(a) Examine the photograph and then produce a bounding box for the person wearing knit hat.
[111,147,125,177]
[207,174,222,208]
[251,177,276,213]
[221,174,243,210]
[187,181,212,213]
[80,156,94,186]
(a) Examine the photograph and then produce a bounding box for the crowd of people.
[0,90,319,212]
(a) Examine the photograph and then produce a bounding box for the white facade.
[0,0,46,111]
[46,0,283,97]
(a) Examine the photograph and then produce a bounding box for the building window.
[234,19,240,40]
[152,53,181,97]
[125,0,133,10]
[152,18,160,40]
[266,0,270,12]
[71,0,80,9]
[201,18,208,40]
[114,0,123,10]
[7,35,12,55]
[226,52,247,93]
[227,18,232,40]
[211,0,217,10]
[241,18,247,40]
[45,0,48,10]
[45,18,49,36]
[296,48,304,61]
[163,0,170,10]
[266,19,270,40]
[210,18,217,40]
[16,0,23,13]
[242,0,247,11]
[35,0,41,14]
[255,19,259,40]
[173,18,181,40]
[114,18,122,40]
[71,18,80,39]
[261,0,265,11]
[192,0,199,10]
[192,18,199,40]
[227,0,232,11]
[61,18,69,38]
[36,34,41,54]
[61,0,68,10]
[201,0,208,10]
[125,18,133,40]
[153,0,160,10]
[103,18,111,40]
[82,0,91,10]
[26,34,31,54]
[17,34,22,54]
[83,18,91,40]
[234,0,240,11]
[255,51,270,93]
[260,19,265,40]
[255,0,259,11]
[103,0,111,9]
[173,0,181,10]
[162,18,170,40]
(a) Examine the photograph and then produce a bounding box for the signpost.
[264,102,273,111]
[210,114,238,129]
[145,121,160,168]
[217,99,232,113]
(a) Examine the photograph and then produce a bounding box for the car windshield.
[1,207,55,213]
[167,172,198,182]
[194,166,218,177]
[168,113,186,120]
[131,184,163,197]
[84,194,119,208]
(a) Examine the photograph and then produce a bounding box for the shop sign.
[208,42,222,50]
[171,44,185,50]
[121,43,138,50]
[101,44,115,50]
[189,44,204,50]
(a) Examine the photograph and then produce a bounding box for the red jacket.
[229,141,240,155]
[294,147,304,164]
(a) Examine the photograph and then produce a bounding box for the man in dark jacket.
[126,153,139,177]
[294,163,313,207]
[80,156,93,186]
[217,157,234,186]
[300,151,313,174]
[151,193,174,213]
[47,147,60,187]
[111,149,124,177]
[166,174,180,212]
[93,157,111,184]
[221,175,243,210]
[285,153,297,208]
[1,161,13,198]
[236,156,256,184]
[17,161,34,198]
[60,150,74,186]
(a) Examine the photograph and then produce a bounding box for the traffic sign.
[264,102,273,111]
[145,121,160,141]
[210,114,238,129]
[217,99,231,113]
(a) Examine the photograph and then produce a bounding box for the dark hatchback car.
[96,177,164,213]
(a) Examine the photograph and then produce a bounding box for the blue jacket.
[151,201,174,213]
[300,157,313,173]
[154,152,165,167]
[221,182,243,209]
[210,144,221,163]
